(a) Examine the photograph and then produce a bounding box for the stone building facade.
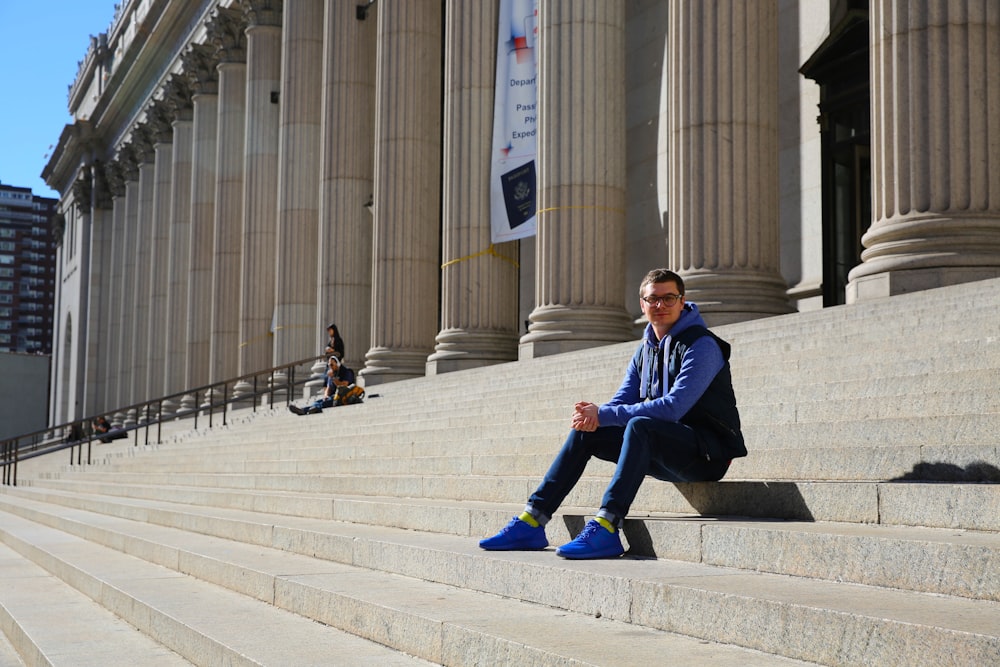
[42,0,1000,425]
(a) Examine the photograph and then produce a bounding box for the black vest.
[659,326,747,461]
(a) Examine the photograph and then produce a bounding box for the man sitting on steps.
[479,268,746,559]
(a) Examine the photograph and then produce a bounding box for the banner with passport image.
[490,0,538,243]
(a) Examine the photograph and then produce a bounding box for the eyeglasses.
[641,293,682,307]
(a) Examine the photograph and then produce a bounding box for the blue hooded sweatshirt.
[596,302,746,460]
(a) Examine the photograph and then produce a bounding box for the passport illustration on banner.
[500,160,536,230]
[490,0,538,243]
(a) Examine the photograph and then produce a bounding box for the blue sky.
[0,2,119,199]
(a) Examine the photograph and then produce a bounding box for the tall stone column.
[272,0,324,367]
[73,167,111,415]
[102,162,127,417]
[162,76,194,411]
[361,0,443,385]
[316,0,375,373]
[116,154,140,425]
[130,133,156,412]
[667,0,792,325]
[181,43,219,411]
[145,104,174,410]
[82,167,112,417]
[206,8,248,394]
[428,0,519,374]
[519,1,632,359]
[847,0,1000,301]
[237,0,283,388]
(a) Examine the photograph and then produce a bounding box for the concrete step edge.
[22,473,1000,531]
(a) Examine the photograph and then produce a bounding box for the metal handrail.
[1,354,327,487]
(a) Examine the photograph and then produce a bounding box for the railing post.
[269,368,276,407]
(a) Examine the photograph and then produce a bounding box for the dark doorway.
[800,4,871,306]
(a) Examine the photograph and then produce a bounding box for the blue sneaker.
[555,519,624,559]
[479,517,548,551]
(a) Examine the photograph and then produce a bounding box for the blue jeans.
[309,395,335,412]
[528,417,731,526]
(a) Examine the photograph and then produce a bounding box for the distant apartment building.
[0,182,57,354]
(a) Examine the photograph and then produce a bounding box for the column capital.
[103,157,128,197]
[91,160,115,209]
[181,42,220,95]
[143,99,175,145]
[128,125,156,165]
[71,168,92,214]
[161,74,193,123]
[207,6,247,63]
[114,143,140,181]
[244,0,283,28]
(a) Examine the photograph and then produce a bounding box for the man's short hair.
[639,268,684,296]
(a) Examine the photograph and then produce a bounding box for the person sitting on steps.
[288,356,358,415]
[479,268,746,559]
[324,322,345,361]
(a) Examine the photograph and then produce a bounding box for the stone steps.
[21,465,1000,529]
[0,541,193,667]
[66,445,1000,487]
[2,485,997,603]
[0,510,438,667]
[1,490,997,665]
[0,494,810,667]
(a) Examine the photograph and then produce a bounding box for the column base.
[179,394,198,416]
[228,381,258,409]
[269,370,290,402]
[848,214,1000,303]
[360,348,431,386]
[518,305,637,360]
[680,272,794,326]
[298,359,326,399]
[426,330,518,375]
[159,399,177,419]
[847,266,1000,304]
